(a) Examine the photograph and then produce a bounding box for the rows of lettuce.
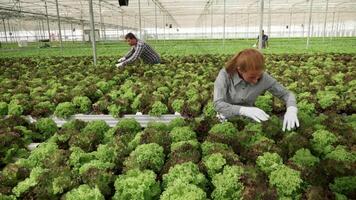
[0,53,355,119]
[1,110,355,199]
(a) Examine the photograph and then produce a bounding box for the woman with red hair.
[214,48,299,131]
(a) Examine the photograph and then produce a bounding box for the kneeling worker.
[116,33,161,68]
[214,48,299,131]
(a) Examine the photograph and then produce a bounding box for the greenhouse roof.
[0,0,355,30]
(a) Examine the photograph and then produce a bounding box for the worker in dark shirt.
[256,30,269,49]
[116,33,161,68]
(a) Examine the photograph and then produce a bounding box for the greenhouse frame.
[0,1,355,200]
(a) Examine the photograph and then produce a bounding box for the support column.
[258,0,264,50]
[155,3,158,40]
[306,0,313,49]
[223,0,226,48]
[89,0,97,65]
[268,0,271,36]
[81,20,85,42]
[211,3,213,38]
[138,0,142,39]
[44,0,51,40]
[55,0,63,50]
[2,18,8,43]
[99,0,103,40]
[323,0,329,41]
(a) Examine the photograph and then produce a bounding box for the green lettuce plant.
[113,169,160,200]
[162,161,207,189]
[290,148,320,168]
[211,165,244,200]
[256,152,283,175]
[311,129,338,156]
[72,96,92,113]
[160,180,207,200]
[64,184,104,200]
[149,101,168,116]
[124,143,164,172]
[54,102,76,118]
[203,153,226,178]
[269,165,303,198]
[169,126,196,143]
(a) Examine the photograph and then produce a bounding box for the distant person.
[214,48,299,131]
[255,30,269,49]
[116,33,161,68]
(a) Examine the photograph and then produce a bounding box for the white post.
[289,9,292,38]
[121,13,124,38]
[44,0,51,40]
[247,13,249,39]
[89,0,97,65]
[55,0,63,50]
[323,0,329,41]
[306,0,313,49]
[81,20,85,42]
[211,3,213,38]
[138,0,142,39]
[223,0,226,49]
[99,0,104,40]
[268,0,271,36]
[155,3,158,40]
[2,18,8,43]
[258,0,264,50]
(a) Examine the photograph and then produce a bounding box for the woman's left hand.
[283,106,299,131]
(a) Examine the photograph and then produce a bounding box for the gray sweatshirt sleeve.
[265,73,297,108]
[213,69,241,118]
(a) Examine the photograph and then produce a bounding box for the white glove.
[283,106,299,131]
[239,106,270,123]
[216,113,227,122]
[116,62,124,68]
[118,57,126,62]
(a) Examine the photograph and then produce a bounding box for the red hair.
[225,48,265,76]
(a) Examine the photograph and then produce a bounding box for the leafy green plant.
[64,184,105,200]
[12,167,47,197]
[160,180,207,200]
[54,102,76,118]
[72,96,92,113]
[113,169,160,200]
[35,118,58,139]
[290,148,319,168]
[171,99,184,113]
[171,139,199,152]
[149,101,168,116]
[114,118,142,136]
[0,101,8,116]
[325,145,356,162]
[269,165,303,198]
[124,143,165,172]
[311,129,338,156]
[255,93,273,114]
[211,165,244,200]
[203,101,216,118]
[203,153,226,178]
[162,161,207,189]
[209,122,237,138]
[201,141,231,157]
[316,90,340,109]
[169,126,196,143]
[329,176,356,196]
[256,152,283,175]
[8,101,23,116]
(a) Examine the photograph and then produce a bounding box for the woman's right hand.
[239,106,270,123]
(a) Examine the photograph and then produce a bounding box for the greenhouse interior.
[0,0,355,199]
